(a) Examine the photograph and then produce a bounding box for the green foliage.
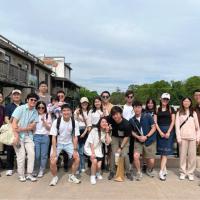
[79,87,98,103]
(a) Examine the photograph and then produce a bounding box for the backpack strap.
[71,116,75,136]
[56,116,62,136]
[46,113,48,120]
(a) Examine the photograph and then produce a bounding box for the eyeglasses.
[29,98,37,102]
[127,96,133,99]
[102,96,110,99]
[37,106,45,110]
[58,95,64,98]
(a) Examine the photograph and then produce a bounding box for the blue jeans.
[33,134,50,172]
[78,141,85,171]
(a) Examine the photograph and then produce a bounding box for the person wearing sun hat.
[74,97,90,174]
[154,93,176,181]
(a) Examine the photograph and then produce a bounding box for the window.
[18,63,22,68]
[35,69,39,87]
[5,54,11,63]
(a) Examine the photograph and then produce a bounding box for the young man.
[12,93,39,182]
[49,104,81,186]
[5,89,23,176]
[37,81,51,105]
[101,91,113,116]
[129,101,156,181]
[108,106,133,181]
[123,90,135,121]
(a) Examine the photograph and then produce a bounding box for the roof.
[52,76,80,88]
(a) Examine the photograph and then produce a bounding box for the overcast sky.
[1,0,200,93]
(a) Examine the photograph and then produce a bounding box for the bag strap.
[56,116,62,136]
[180,116,190,129]
[71,116,75,136]
[130,118,143,136]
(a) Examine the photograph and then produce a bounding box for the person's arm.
[194,112,200,144]
[166,113,175,139]
[5,116,10,124]
[42,114,52,131]
[175,112,181,143]
[11,117,19,145]
[154,114,165,138]
[117,136,129,154]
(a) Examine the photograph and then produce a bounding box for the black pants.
[129,137,135,164]
[6,145,15,170]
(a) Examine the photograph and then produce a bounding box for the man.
[108,106,133,181]
[37,81,51,105]
[49,104,81,186]
[129,100,156,181]
[5,89,23,176]
[12,93,39,182]
[101,91,113,116]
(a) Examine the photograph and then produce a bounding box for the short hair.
[61,103,72,111]
[101,91,111,97]
[133,100,142,107]
[111,106,123,116]
[57,90,65,95]
[26,93,39,100]
[51,95,59,103]
[193,89,200,94]
[39,81,47,87]
[125,90,134,97]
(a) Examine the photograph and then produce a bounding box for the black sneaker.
[126,173,134,181]
[108,172,115,180]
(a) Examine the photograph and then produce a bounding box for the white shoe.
[6,170,13,176]
[188,175,194,181]
[179,174,186,180]
[159,171,166,181]
[68,174,81,184]
[96,173,103,180]
[90,175,96,185]
[26,174,37,182]
[81,169,86,173]
[19,176,26,182]
[49,176,59,186]
[37,170,44,178]
[163,170,168,176]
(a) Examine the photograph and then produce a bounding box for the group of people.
[0,81,200,186]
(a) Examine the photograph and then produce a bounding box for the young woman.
[88,96,104,127]
[84,117,112,185]
[145,98,157,116]
[154,93,175,181]
[33,101,52,178]
[176,97,200,181]
[74,97,90,173]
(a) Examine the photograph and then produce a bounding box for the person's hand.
[160,132,165,138]
[165,132,170,139]
[76,108,80,115]
[80,133,85,138]
[105,124,110,134]
[73,150,79,159]
[140,136,147,142]
[117,148,122,154]
[177,139,182,145]
[91,153,96,160]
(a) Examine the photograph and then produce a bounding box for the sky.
[0,0,200,93]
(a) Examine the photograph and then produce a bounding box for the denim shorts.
[51,143,74,159]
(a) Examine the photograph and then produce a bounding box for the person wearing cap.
[74,97,90,174]
[4,89,23,176]
[154,93,176,181]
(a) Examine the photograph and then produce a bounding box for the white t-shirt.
[35,114,52,135]
[74,110,89,128]
[84,128,111,158]
[123,104,135,120]
[50,117,80,145]
[88,109,103,126]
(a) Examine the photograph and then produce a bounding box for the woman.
[84,117,112,185]
[74,97,90,173]
[33,101,52,178]
[145,98,157,116]
[88,96,104,127]
[154,93,175,181]
[176,97,200,181]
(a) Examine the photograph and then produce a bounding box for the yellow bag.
[114,156,125,182]
[0,124,14,145]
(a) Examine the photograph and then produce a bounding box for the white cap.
[12,89,22,95]
[80,97,89,104]
[161,93,170,100]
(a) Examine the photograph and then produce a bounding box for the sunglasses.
[127,96,133,99]
[102,96,110,99]
[58,95,64,98]
[162,98,170,101]
[37,106,45,110]
[29,98,37,102]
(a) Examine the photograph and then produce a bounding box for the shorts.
[51,143,74,159]
[134,141,156,159]
[85,155,103,162]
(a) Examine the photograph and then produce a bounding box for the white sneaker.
[90,175,96,185]
[37,170,44,178]
[26,174,37,182]
[81,169,86,173]
[6,170,13,176]
[179,174,186,180]
[68,174,81,184]
[163,170,168,176]
[49,176,59,186]
[159,171,166,181]
[96,173,103,180]
[188,175,194,181]
[19,176,26,182]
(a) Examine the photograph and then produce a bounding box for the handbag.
[0,124,15,145]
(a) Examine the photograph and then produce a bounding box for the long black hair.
[158,100,170,112]
[145,98,157,114]
[92,96,103,113]
[179,97,194,117]
[36,101,47,114]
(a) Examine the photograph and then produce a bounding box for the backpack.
[56,116,75,136]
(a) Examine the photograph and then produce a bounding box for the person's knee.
[91,159,98,166]
[134,152,140,160]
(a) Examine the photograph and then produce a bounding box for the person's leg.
[187,140,196,179]
[78,141,85,172]
[179,139,188,177]
[160,155,167,171]
[40,135,50,173]
[122,140,130,174]
[145,142,156,171]
[33,135,41,174]
[97,160,102,173]
[110,137,119,174]
[91,158,97,175]
[134,152,141,172]
[6,145,15,172]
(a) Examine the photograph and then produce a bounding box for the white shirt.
[74,110,89,128]
[88,109,103,126]
[50,117,80,145]
[35,114,52,135]
[123,104,135,120]
[84,128,111,158]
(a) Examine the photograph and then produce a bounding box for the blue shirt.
[12,104,39,140]
[129,113,156,146]
[5,102,23,119]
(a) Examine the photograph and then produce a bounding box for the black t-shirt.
[156,107,175,126]
[109,117,132,138]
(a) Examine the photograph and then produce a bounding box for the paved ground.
[0,169,200,200]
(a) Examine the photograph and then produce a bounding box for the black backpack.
[56,116,75,136]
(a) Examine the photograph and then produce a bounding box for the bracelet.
[74,148,78,151]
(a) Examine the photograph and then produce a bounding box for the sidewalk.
[0,169,200,200]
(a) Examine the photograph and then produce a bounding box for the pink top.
[176,111,200,142]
